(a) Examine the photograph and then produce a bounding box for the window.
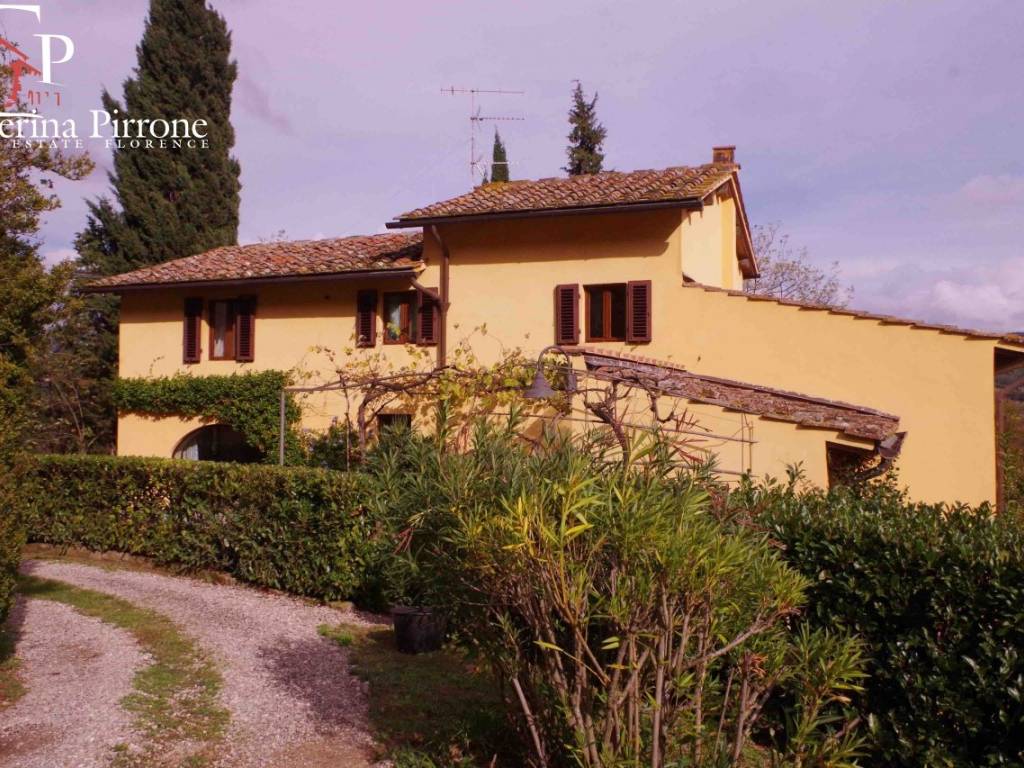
[173,425,261,463]
[383,291,416,344]
[378,413,412,433]
[202,297,256,361]
[586,284,628,342]
[826,442,873,488]
[580,281,652,344]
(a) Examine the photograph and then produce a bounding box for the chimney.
[712,145,736,164]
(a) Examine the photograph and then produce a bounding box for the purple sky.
[6,0,1023,330]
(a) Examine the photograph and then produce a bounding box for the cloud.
[958,174,1024,209]
[899,258,1024,332]
[235,73,293,135]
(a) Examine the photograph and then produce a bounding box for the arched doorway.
[173,425,262,463]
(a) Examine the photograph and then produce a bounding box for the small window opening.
[585,284,627,342]
[382,292,416,344]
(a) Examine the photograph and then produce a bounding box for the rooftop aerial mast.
[441,86,524,183]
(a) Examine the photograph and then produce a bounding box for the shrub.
[371,426,866,767]
[0,416,25,625]
[18,454,379,602]
[112,371,301,462]
[741,477,1024,766]
[0,511,22,625]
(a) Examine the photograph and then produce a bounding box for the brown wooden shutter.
[356,290,377,347]
[626,280,652,343]
[416,288,439,346]
[235,296,256,362]
[554,284,579,345]
[183,298,203,363]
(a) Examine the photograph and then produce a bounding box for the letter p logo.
[35,33,74,84]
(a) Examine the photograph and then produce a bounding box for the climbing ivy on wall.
[112,371,301,462]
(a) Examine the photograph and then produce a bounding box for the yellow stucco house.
[88,146,1024,506]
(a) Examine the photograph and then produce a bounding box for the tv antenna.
[441,86,524,183]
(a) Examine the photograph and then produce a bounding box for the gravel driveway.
[0,596,149,768]
[16,559,385,768]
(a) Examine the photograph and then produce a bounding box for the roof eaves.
[571,347,899,441]
[83,266,421,294]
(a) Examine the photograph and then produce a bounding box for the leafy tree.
[490,128,509,182]
[0,61,93,455]
[563,80,607,176]
[745,222,853,308]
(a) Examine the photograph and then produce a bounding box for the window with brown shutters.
[626,280,652,343]
[183,298,203,363]
[416,288,439,346]
[235,296,256,362]
[356,290,377,348]
[554,284,579,345]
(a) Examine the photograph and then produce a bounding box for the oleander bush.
[368,425,866,767]
[737,476,1024,767]
[17,454,379,601]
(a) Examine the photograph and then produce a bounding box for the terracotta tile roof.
[571,347,901,441]
[391,163,737,223]
[86,233,424,291]
[680,282,1024,347]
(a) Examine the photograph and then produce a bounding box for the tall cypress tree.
[68,0,241,453]
[80,0,241,274]
[491,128,510,182]
[563,81,607,176]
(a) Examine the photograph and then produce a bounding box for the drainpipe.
[428,225,451,370]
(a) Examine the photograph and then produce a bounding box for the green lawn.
[321,623,523,767]
[0,621,25,710]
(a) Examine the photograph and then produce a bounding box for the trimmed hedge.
[18,455,379,602]
[743,481,1024,767]
[0,510,22,625]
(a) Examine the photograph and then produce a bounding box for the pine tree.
[491,128,510,182]
[80,0,241,274]
[563,81,607,176]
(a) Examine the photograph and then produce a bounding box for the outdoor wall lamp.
[524,345,578,399]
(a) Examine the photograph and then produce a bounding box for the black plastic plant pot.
[391,606,446,654]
